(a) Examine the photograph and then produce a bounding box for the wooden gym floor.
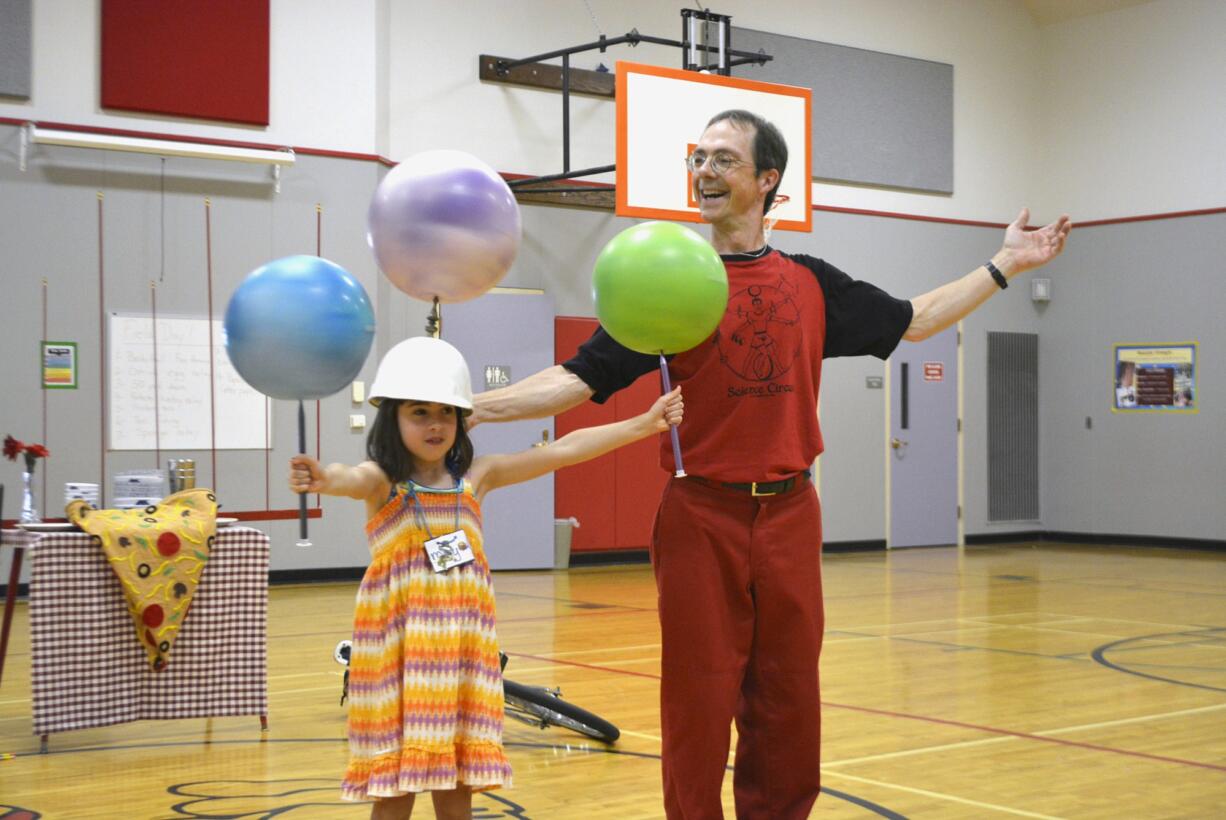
[1,542,1224,818]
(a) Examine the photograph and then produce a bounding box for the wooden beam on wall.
[479,54,615,97]
[512,187,614,210]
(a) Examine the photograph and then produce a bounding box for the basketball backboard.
[615,61,811,232]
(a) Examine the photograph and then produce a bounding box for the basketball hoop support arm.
[483,11,770,192]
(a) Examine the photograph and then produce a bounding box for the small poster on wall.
[42,341,78,389]
[1113,343,1197,412]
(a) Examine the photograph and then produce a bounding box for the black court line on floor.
[881,633,1103,660]
[1091,627,1226,693]
[3,738,906,819]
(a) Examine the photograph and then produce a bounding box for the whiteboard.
[108,313,271,451]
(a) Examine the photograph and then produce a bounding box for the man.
[472,110,1071,819]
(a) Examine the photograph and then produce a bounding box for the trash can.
[553,517,580,569]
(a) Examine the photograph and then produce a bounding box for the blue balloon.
[224,255,376,400]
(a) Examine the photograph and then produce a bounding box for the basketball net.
[763,194,790,243]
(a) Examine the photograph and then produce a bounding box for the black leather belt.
[685,471,809,497]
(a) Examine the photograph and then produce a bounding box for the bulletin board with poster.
[1112,343,1197,413]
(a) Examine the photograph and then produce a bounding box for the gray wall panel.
[792,212,997,542]
[0,0,32,99]
[987,332,1039,522]
[0,128,385,572]
[1039,214,1225,541]
[732,27,954,193]
[4,121,1221,575]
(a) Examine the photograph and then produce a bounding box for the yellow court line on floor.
[614,728,663,743]
[1038,701,1226,735]
[821,770,1066,819]
[825,736,1014,767]
[266,670,341,681]
[824,701,1226,768]
[987,624,1142,639]
[837,617,968,631]
[1041,611,1208,629]
[270,684,349,696]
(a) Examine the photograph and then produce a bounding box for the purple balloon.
[367,150,522,303]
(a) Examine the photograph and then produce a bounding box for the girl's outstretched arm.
[470,387,683,500]
[289,456,389,503]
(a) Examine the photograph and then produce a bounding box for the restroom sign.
[923,362,944,382]
[484,365,511,390]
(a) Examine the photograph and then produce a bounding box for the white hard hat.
[368,336,473,414]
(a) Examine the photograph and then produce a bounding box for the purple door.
[445,292,555,570]
[889,327,958,548]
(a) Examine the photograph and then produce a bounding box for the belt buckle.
[750,481,777,497]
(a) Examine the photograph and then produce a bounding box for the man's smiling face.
[691,119,776,232]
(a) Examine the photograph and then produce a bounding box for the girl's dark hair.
[366,399,474,483]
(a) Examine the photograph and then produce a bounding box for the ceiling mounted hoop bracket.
[482,10,771,195]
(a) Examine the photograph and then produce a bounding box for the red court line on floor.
[498,606,656,624]
[504,651,662,681]
[509,652,1226,772]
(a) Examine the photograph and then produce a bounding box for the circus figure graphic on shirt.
[717,282,801,382]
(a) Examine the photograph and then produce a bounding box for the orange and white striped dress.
[341,477,512,801]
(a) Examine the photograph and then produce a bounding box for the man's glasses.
[685,152,750,175]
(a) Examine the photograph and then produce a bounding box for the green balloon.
[592,221,729,354]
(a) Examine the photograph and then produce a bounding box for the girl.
[289,336,682,820]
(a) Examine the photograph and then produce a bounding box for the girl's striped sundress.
[341,477,512,801]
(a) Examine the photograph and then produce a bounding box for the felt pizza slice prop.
[67,488,217,671]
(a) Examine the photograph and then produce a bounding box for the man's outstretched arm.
[905,208,1071,341]
[469,365,594,427]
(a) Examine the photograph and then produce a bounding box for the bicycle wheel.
[503,679,620,743]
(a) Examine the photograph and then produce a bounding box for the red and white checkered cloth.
[24,526,268,736]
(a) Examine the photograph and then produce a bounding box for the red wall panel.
[554,317,670,553]
[614,374,669,548]
[555,318,616,552]
[101,0,270,125]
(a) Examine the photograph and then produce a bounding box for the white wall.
[390,0,1046,223]
[1040,0,1226,221]
[7,1,1224,224]
[0,0,381,154]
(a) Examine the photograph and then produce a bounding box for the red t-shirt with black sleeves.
[563,248,913,483]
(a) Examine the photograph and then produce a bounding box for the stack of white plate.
[112,470,165,509]
[65,482,100,507]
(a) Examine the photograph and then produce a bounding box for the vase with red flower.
[5,436,50,523]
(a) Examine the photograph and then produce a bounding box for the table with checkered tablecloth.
[2,525,268,749]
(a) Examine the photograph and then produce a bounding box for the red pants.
[651,476,824,820]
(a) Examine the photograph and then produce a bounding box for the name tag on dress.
[424,529,475,573]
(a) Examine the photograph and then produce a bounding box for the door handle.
[532,429,549,448]
[891,437,908,450]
